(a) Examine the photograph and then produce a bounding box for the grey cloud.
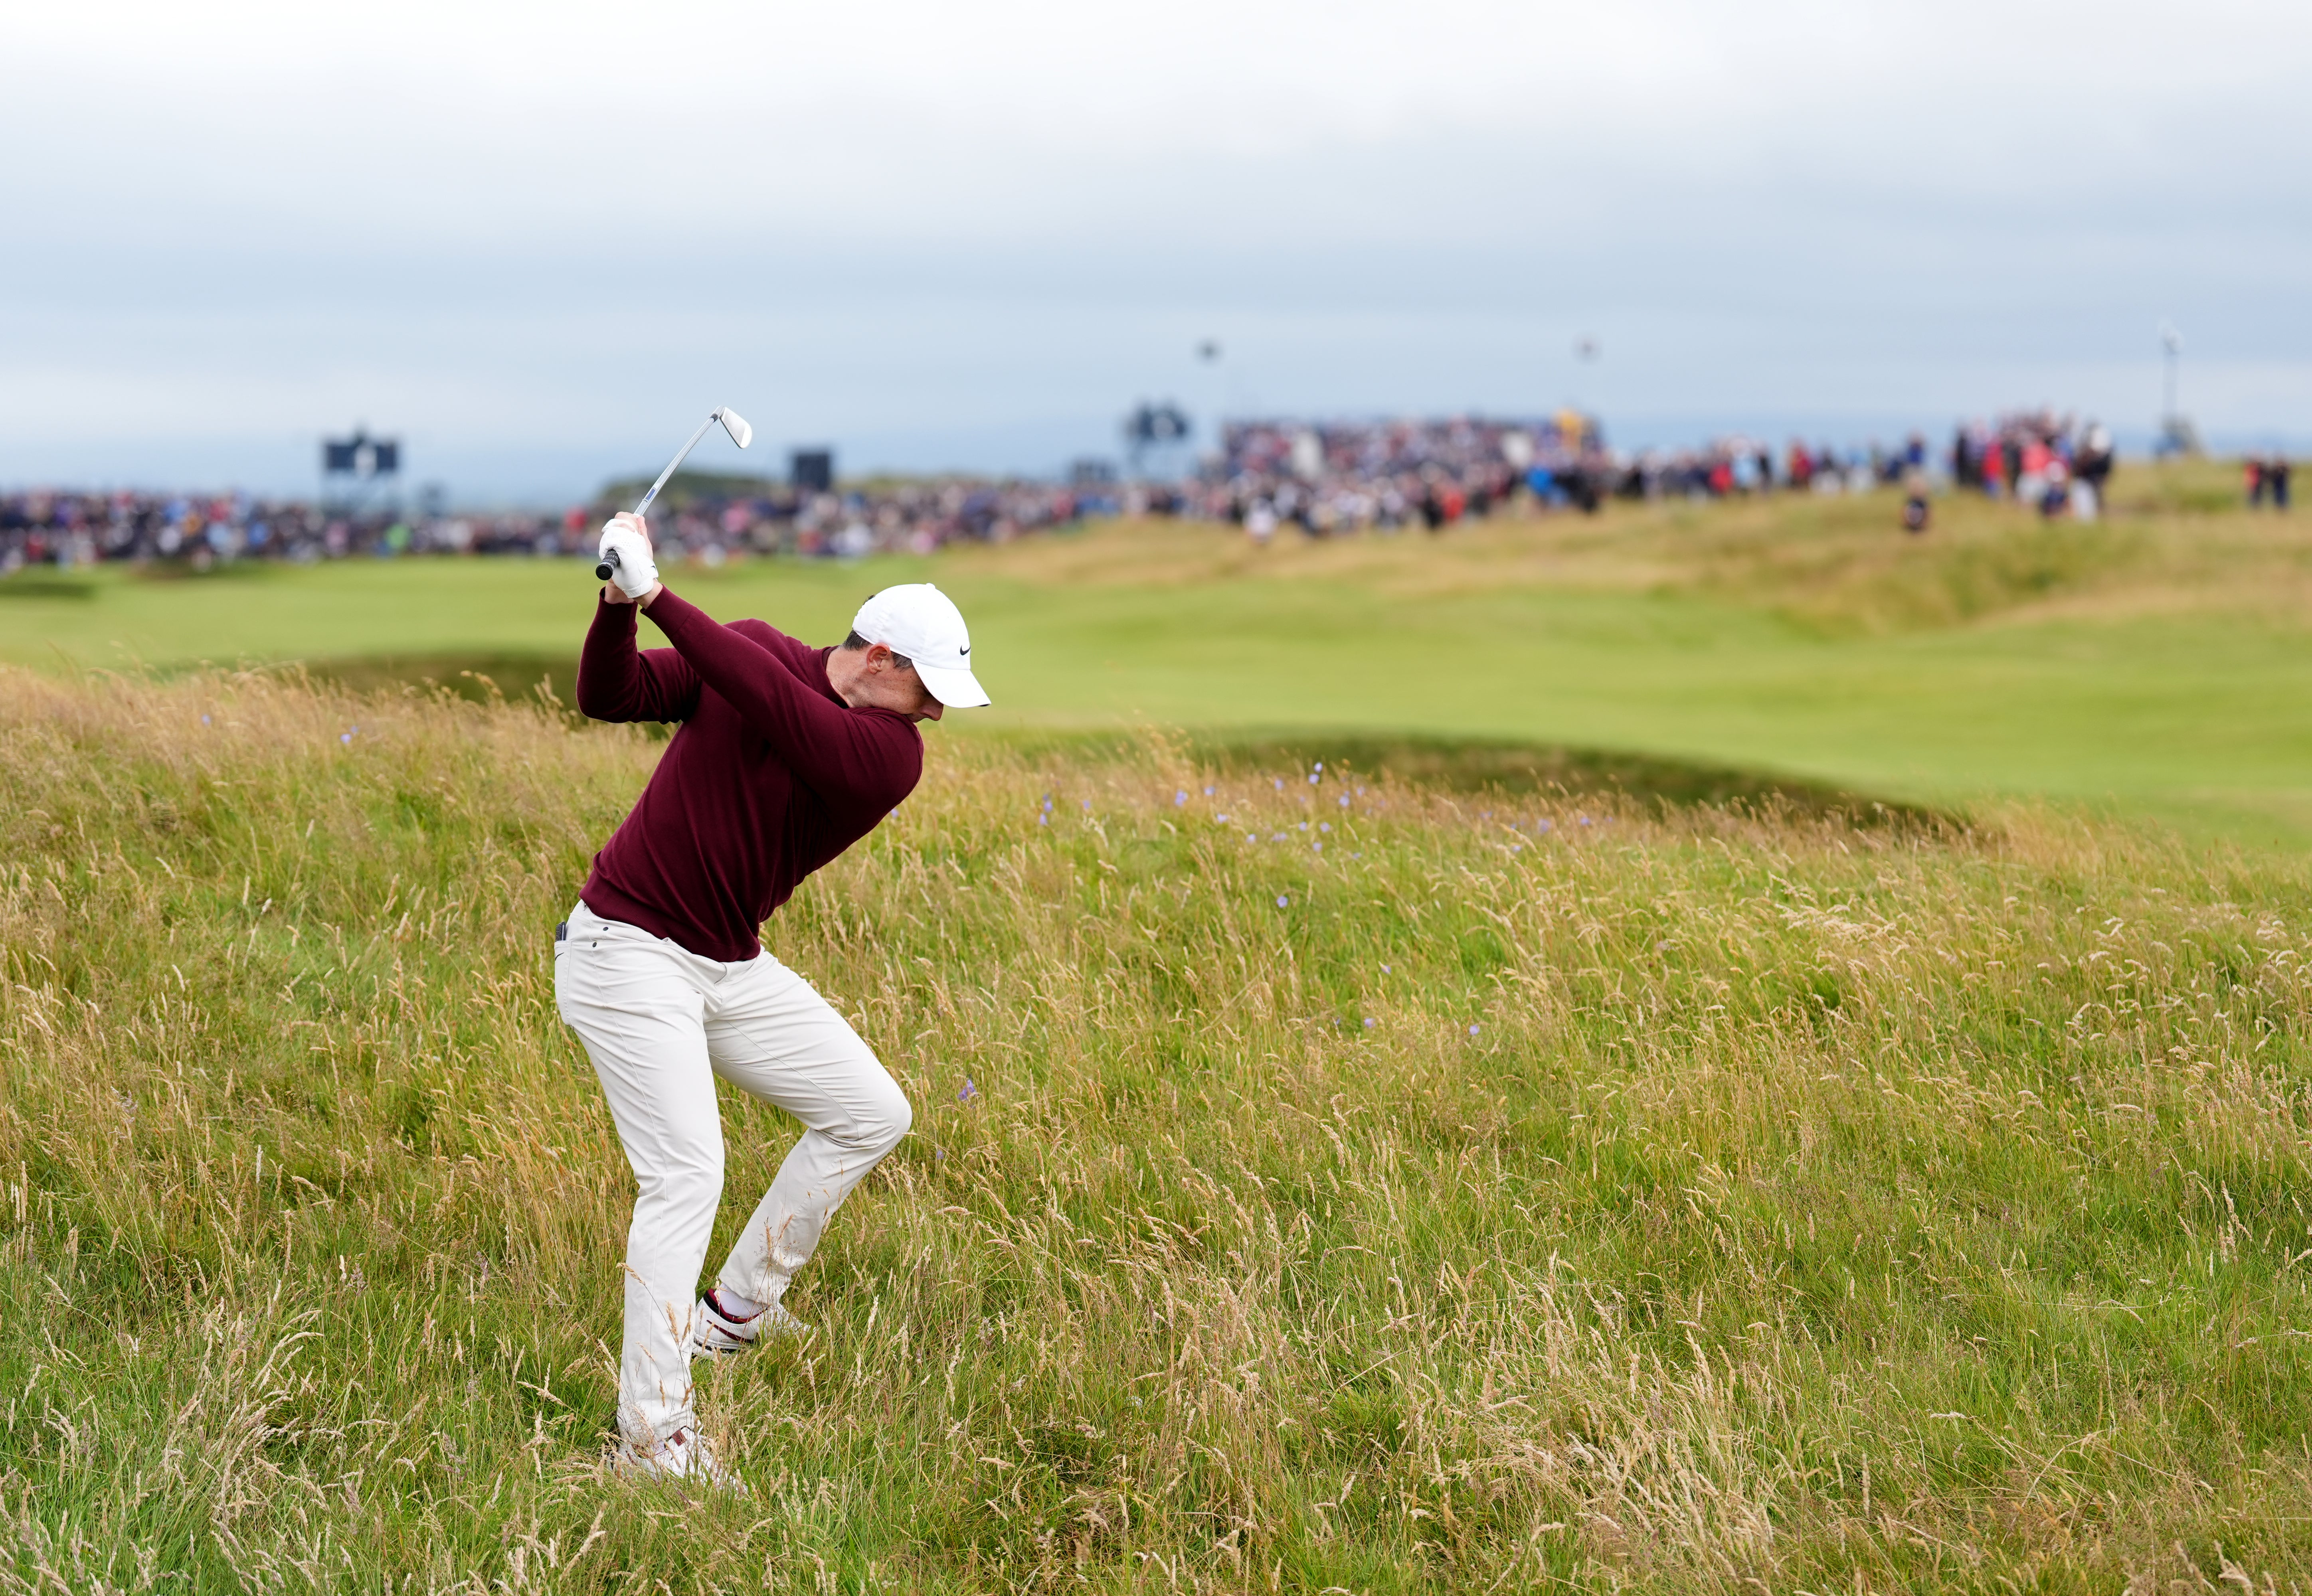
[2,0,2308,496]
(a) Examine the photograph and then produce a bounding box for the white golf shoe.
[611,1426,745,1493]
[690,1287,811,1359]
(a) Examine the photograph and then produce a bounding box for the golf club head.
[717,408,754,450]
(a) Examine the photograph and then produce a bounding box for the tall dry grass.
[2,667,2309,1592]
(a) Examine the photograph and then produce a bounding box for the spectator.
[2075,423,2114,518]
[1902,466,1931,534]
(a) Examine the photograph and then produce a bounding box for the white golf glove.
[597,518,659,599]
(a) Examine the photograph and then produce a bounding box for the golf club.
[596,407,754,581]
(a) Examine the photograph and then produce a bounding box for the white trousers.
[552,900,911,1445]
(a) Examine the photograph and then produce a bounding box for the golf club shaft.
[635,414,721,519]
[597,413,720,580]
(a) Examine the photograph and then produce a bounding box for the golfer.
[555,513,987,1486]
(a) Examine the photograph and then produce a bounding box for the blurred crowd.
[4,413,2289,578]
[1610,435,1932,500]
[1189,412,2156,536]
[0,477,1103,575]
[1194,416,1966,535]
[634,479,1102,563]
[1950,411,2116,518]
[1193,413,1608,537]
[0,490,576,575]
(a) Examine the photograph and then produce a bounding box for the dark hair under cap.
[841,631,913,671]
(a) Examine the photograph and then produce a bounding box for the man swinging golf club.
[555,511,988,1487]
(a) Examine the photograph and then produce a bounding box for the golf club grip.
[595,547,620,581]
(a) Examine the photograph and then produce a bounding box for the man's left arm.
[640,587,919,802]
[577,591,701,723]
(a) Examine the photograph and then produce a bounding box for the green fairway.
[6,460,2306,847]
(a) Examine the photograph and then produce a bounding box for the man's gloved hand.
[597,514,659,600]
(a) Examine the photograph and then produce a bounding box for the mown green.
[2,666,2309,1591]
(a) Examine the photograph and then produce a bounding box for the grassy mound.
[2,670,2308,1590]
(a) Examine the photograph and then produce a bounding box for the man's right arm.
[576,591,701,723]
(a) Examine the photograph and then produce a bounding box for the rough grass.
[3,667,2311,1592]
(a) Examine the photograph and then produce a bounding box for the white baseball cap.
[850,583,990,708]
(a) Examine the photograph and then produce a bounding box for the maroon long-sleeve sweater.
[574,587,922,961]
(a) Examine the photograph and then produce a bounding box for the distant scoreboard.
[323,431,400,478]
[790,448,833,494]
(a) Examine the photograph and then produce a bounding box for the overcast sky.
[5,0,2309,500]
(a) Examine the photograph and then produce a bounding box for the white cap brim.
[917,662,991,708]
